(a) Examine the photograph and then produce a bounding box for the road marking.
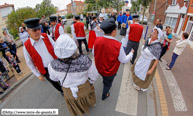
[159,59,187,111]
[155,70,169,116]
[115,63,138,115]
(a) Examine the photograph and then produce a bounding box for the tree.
[35,0,57,18]
[130,0,152,24]
[6,7,37,37]
[140,0,152,24]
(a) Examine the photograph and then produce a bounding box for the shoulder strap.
[61,60,72,86]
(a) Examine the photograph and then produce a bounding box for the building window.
[165,16,177,28]
[172,0,177,5]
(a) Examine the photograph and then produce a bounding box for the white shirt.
[23,35,55,77]
[71,23,86,40]
[92,35,133,64]
[173,39,188,55]
[19,32,29,44]
[135,39,159,81]
[50,24,64,38]
[48,61,99,88]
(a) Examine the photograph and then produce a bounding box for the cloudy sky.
[0,0,84,10]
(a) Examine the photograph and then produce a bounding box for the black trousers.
[77,39,89,54]
[102,74,116,98]
[13,65,21,73]
[118,22,121,30]
[125,40,139,64]
[43,68,63,93]
[160,45,168,59]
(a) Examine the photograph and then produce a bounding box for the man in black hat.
[23,18,63,95]
[93,18,134,100]
[50,16,64,41]
[125,15,144,64]
[71,15,89,54]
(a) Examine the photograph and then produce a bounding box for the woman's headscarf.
[19,27,23,33]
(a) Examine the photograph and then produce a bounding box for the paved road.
[0,29,158,116]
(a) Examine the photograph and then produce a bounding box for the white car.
[139,15,148,25]
[61,15,67,25]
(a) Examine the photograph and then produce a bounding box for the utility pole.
[71,0,75,15]
[153,0,157,22]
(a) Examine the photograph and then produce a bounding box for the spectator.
[166,32,189,70]
[86,13,90,29]
[80,13,84,21]
[3,30,20,63]
[159,28,173,61]
[19,27,29,44]
[5,51,22,74]
[155,19,163,30]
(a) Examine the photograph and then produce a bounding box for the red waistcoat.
[24,33,57,75]
[129,24,144,42]
[94,37,121,77]
[74,22,86,37]
[55,23,61,41]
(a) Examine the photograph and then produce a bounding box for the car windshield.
[61,16,65,19]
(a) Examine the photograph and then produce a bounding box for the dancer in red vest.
[88,16,97,50]
[93,18,134,100]
[125,15,144,64]
[23,18,63,95]
[72,15,89,54]
[50,16,64,41]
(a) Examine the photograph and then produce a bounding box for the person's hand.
[128,21,131,25]
[131,49,134,54]
[147,69,153,75]
[0,72,2,75]
[38,75,45,81]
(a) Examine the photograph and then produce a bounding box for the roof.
[0,3,14,9]
[67,1,84,6]
[57,9,67,13]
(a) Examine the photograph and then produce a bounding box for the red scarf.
[126,14,130,17]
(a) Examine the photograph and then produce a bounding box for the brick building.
[0,3,14,37]
[164,0,188,38]
[67,1,85,14]
[181,0,193,46]
[149,0,167,24]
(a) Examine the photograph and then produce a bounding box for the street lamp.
[71,0,75,15]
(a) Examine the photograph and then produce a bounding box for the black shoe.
[61,92,64,96]
[102,93,110,100]
[166,68,171,70]
[159,59,162,62]
[16,60,21,63]
[0,91,4,95]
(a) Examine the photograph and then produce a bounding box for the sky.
[0,0,84,10]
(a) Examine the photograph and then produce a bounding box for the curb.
[154,69,169,116]
[0,73,33,101]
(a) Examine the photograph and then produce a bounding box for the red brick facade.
[67,1,85,14]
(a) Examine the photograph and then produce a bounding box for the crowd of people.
[0,7,190,116]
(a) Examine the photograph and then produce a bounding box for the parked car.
[139,15,148,25]
[61,15,67,25]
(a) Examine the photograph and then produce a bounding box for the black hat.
[125,0,129,3]
[132,15,139,19]
[100,18,117,34]
[74,15,80,20]
[24,18,40,29]
[50,16,57,22]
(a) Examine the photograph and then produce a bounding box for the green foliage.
[35,0,57,18]
[66,14,73,19]
[85,0,124,12]
[6,7,37,37]
[66,26,71,34]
